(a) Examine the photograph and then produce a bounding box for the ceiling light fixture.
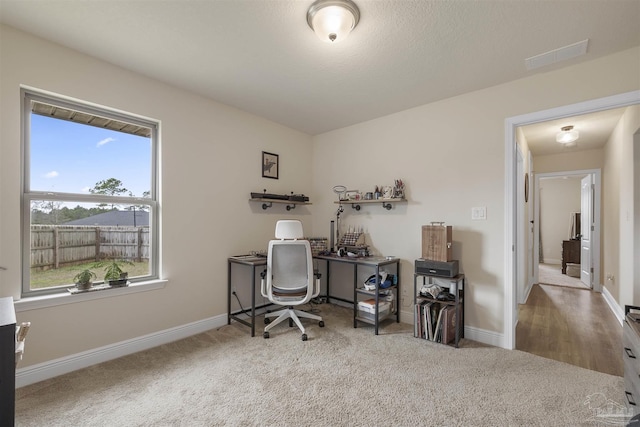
[307,0,360,43]
[556,125,579,144]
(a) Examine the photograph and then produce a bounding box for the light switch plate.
[472,206,486,220]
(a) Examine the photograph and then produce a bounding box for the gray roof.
[64,210,149,227]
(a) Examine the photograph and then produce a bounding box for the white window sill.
[14,280,168,312]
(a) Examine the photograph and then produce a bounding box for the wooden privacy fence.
[30,225,149,271]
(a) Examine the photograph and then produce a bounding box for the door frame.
[532,170,601,291]
[503,90,640,350]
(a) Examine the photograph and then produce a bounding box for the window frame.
[21,87,160,297]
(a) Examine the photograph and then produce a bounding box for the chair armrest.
[260,269,267,298]
[312,276,321,298]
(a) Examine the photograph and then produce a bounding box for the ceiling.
[521,107,630,157]
[0,0,639,137]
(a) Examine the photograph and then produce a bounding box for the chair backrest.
[275,219,304,240]
[265,220,316,303]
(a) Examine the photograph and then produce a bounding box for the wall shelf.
[335,198,406,211]
[250,199,312,211]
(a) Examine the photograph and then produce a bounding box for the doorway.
[503,90,640,350]
[533,171,600,291]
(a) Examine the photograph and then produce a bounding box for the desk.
[227,256,267,337]
[314,255,401,335]
[228,255,401,336]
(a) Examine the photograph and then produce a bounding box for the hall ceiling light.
[307,0,360,43]
[556,125,579,144]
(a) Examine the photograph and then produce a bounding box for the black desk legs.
[353,264,358,329]
[227,262,232,326]
[250,268,256,337]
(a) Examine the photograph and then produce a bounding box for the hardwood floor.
[516,283,622,376]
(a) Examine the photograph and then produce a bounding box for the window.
[21,88,159,297]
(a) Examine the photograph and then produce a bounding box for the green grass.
[30,261,150,289]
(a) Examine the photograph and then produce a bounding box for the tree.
[90,178,129,209]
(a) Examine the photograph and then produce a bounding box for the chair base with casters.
[263,302,325,341]
[260,219,325,341]
[261,272,325,341]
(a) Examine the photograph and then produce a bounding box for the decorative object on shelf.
[73,268,97,291]
[306,0,360,43]
[249,189,311,210]
[382,186,393,199]
[262,151,278,179]
[393,179,405,199]
[374,186,381,200]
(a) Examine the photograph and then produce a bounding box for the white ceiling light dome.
[307,0,360,43]
[556,125,579,144]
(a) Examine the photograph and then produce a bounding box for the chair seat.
[272,286,307,296]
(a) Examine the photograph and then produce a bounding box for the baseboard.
[463,325,505,348]
[16,314,228,388]
[601,285,624,326]
[542,259,562,265]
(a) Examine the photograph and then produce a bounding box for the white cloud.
[81,186,91,193]
[44,171,59,178]
[97,137,115,147]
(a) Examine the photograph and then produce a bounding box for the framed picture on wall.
[262,151,279,179]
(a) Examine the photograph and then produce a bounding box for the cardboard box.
[422,223,452,262]
[357,299,391,321]
[357,299,391,314]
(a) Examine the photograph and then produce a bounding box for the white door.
[580,175,592,287]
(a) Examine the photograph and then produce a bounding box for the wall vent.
[525,39,589,71]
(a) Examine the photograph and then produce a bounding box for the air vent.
[525,39,589,71]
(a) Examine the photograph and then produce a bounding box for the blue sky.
[30,114,151,198]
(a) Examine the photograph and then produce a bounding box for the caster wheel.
[319,321,325,327]
[263,331,269,339]
[302,334,308,341]
[264,318,271,325]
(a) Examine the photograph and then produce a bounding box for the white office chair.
[260,220,324,341]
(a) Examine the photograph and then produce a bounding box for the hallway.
[516,283,622,376]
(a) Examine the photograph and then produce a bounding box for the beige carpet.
[16,304,625,426]
[538,263,590,289]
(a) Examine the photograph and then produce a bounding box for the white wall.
[534,149,604,174]
[311,46,640,337]
[0,25,313,366]
[538,177,581,264]
[603,105,640,304]
[1,23,639,370]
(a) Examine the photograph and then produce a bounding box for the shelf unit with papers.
[413,273,464,348]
